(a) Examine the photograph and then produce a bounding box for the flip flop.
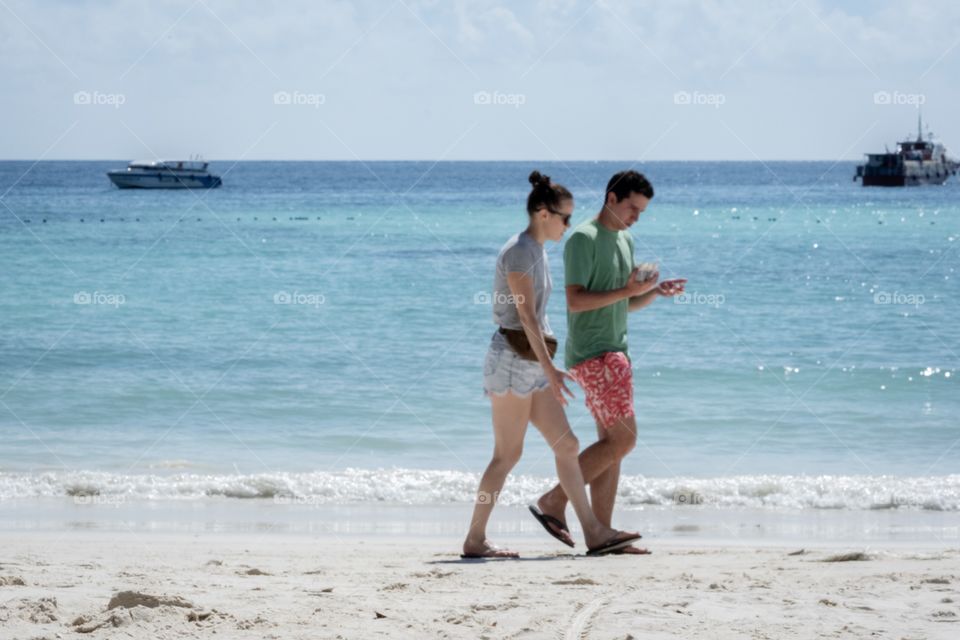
[586,533,643,557]
[528,504,575,548]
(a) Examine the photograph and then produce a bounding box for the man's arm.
[628,289,660,312]
[567,284,631,313]
[628,279,688,312]
[567,267,657,313]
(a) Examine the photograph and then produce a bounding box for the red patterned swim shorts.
[569,352,634,428]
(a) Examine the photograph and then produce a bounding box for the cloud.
[455,5,535,56]
[1,0,959,160]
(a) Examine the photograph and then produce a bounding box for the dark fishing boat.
[855,116,958,187]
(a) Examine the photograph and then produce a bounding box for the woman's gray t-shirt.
[492,231,553,336]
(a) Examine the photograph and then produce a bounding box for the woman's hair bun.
[528,170,551,188]
[525,169,572,215]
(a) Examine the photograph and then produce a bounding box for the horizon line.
[0,158,863,163]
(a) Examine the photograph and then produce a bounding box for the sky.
[2,0,959,161]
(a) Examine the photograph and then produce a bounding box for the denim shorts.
[482,331,550,397]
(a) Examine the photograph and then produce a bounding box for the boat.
[855,115,959,186]
[107,159,222,189]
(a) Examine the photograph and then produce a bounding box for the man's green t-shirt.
[564,219,635,369]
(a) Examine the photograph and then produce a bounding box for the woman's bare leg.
[463,392,531,557]
[529,388,640,550]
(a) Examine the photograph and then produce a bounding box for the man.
[534,170,685,555]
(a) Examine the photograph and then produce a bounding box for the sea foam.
[1,469,957,511]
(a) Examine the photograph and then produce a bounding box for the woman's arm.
[505,272,554,370]
[506,271,575,405]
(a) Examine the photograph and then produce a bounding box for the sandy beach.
[1,530,957,639]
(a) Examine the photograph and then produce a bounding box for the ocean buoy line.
[14,216,326,223]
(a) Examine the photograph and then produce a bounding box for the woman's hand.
[545,364,576,407]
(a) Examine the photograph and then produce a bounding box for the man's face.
[605,192,650,229]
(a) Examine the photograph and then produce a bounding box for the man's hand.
[624,266,659,298]
[657,278,687,297]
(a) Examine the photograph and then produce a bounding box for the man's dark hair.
[605,170,654,202]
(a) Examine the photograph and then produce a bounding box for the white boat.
[107,159,222,189]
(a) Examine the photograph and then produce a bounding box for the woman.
[462,171,641,559]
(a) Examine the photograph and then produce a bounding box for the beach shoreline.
[3,499,958,546]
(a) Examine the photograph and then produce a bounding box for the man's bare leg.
[590,461,620,527]
[589,416,636,524]
[589,417,651,554]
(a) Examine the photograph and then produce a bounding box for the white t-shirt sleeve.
[501,242,537,275]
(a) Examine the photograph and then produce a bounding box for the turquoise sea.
[1,161,958,512]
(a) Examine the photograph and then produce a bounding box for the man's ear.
[604,192,617,207]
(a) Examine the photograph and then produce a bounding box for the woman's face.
[542,197,573,241]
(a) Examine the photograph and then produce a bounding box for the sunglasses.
[546,208,572,226]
